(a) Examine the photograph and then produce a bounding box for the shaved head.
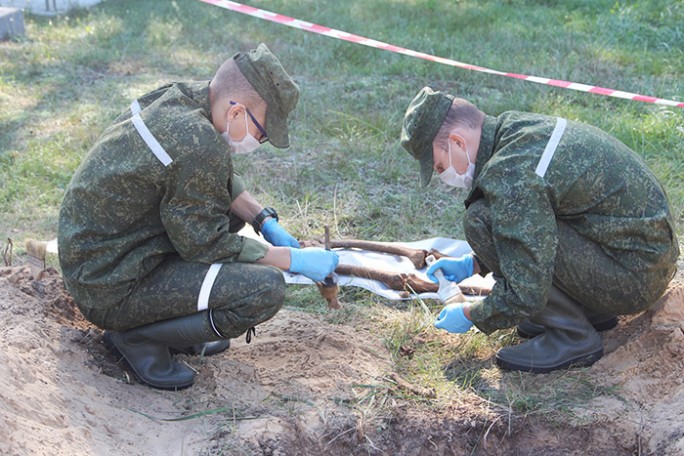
[435,98,485,146]
[210,57,265,111]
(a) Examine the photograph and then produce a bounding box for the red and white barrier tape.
[197,0,684,109]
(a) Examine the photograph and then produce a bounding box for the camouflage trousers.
[78,257,285,337]
[464,199,677,317]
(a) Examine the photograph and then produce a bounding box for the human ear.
[448,132,467,151]
[226,102,244,122]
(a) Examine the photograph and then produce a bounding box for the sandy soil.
[1,265,683,456]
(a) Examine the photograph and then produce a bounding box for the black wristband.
[252,207,278,234]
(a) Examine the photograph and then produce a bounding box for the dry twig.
[2,238,12,267]
[389,372,436,398]
[315,226,341,309]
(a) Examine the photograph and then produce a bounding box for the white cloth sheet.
[281,237,494,300]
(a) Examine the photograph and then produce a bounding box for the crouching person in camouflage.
[58,44,339,390]
[400,87,679,373]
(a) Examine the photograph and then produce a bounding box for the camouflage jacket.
[58,81,269,306]
[465,112,679,334]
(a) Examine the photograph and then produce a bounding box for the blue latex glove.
[289,247,340,282]
[261,218,301,248]
[426,255,474,284]
[434,303,473,333]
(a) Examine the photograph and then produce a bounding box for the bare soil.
[1,265,683,456]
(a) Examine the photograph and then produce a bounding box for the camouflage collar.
[464,115,496,204]
[183,80,212,121]
[474,114,497,172]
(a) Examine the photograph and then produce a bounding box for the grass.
[1,0,681,439]
[370,299,618,424]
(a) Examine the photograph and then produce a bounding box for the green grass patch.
[372,297,620,422]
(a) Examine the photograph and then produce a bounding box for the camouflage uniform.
[464,112,679,334]
[58,81,284,333]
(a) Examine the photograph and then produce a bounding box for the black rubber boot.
[516,310,617,339]
[169,340,231,356]
[496,286,603,373]
[103,310,225,390]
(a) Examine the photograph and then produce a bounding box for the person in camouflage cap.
[401,87,679,374]
[58,43,339,390]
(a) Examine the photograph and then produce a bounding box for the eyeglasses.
[230,101,269,144]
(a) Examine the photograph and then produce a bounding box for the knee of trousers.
[252,267,286,321]
[212,266,286,336]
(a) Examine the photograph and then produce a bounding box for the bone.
[316,279,341,309]
[301,239,430,269]
[301,238,489,298]
[335,264,490,297]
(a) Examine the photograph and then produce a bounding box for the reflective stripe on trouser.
[463,199,674,318]
[100,257,285,335]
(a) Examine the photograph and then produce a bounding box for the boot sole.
[517,317,618,339]
[102,332,195,391]
[495,349,603,374]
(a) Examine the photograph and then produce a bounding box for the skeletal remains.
[301,238,492,306]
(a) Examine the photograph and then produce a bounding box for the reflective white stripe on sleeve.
[130,99,142,115]
[197,263,223,311]
[130,100,174,167]
[535,117,567,178]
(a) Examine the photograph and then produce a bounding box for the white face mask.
[438,139,475,189]
[222,110,261,155]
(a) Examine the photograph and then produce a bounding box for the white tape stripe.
[131,99,142,115]
[197,263,223,311]
[129,101,173,167]
[527,76,551,84]
[610,91,637,100]
[568,82,594,92]
[328,30,351,38]
[399,48,418,56]
[254,10,273,20]
[536,117,567,178]
[292,19,314,28]
[658,99,682,107]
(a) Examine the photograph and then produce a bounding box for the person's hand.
[288,247,339,282]
[434,303,473,333]
[261,218,301,248]
[426,255,474,284]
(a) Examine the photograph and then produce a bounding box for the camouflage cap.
[400,87,454,187]
[234,43,299,149]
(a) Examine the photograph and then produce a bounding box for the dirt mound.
[1,266,683,455]
[583,284,684,456]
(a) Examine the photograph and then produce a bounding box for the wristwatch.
[252,207,278,234]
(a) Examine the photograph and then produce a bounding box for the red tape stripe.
[197,0,684,109]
